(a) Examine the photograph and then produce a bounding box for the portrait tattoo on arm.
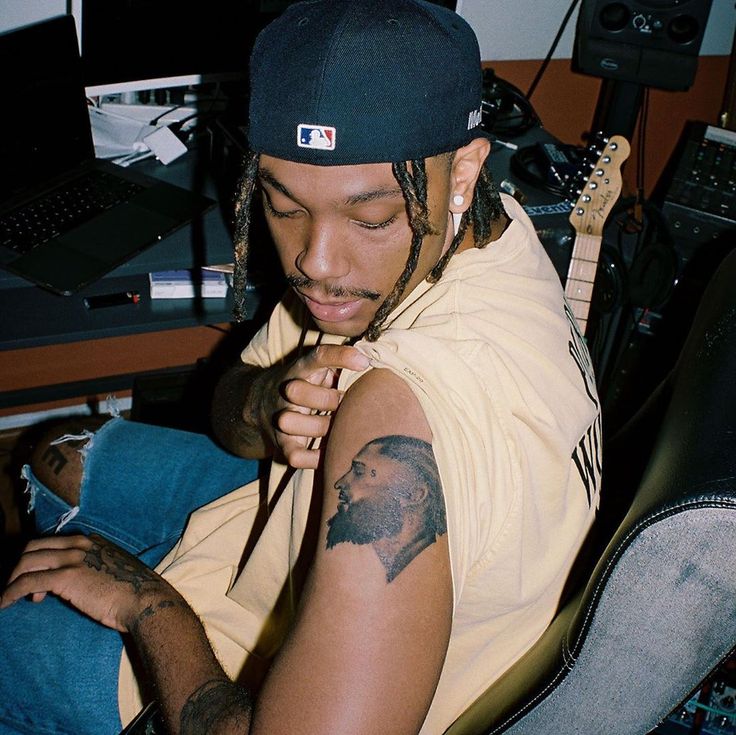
[326,435,446,582]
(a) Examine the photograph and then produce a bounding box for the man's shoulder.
[332,367,425,437]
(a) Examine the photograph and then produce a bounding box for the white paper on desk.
[89,107,158,159]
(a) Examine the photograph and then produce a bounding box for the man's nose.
[296,220,349,282]
[334,471,347,491]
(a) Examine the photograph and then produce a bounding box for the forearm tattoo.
[128,599,192,643]
[84,536,163,595]
[326,435,446,582]
[180,679,253,735]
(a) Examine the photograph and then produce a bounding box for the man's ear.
[450,136,491,214]
[402,484,429,508]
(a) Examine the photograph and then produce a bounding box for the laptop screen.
[0,15,95,202]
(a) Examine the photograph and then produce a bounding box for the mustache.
[285,274,381,302]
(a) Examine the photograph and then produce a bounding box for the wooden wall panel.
[0,325,232,417]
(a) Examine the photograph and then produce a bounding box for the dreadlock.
[232,149,260,322]
[362,159,435,341]
[230,148,504,338]
[365,153,504,341]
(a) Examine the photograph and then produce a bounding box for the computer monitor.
[72,0,461,99]
[70,0,296,98]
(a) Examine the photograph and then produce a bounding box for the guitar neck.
[564,231,602,335]
[563,133,630,336]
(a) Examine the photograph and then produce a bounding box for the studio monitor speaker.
[575,0,713,90]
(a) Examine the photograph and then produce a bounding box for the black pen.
[83,290,141,309]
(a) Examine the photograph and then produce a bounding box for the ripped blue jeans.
[0,417,260,735]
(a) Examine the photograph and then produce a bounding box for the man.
[327,435,447,582]
[0,1,602,734]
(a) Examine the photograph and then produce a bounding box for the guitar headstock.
[568,135,631,237]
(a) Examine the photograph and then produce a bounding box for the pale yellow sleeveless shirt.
[118,195,601,733]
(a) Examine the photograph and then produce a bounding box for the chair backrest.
[445,246,736,735]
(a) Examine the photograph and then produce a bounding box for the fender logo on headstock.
[564,134,630,336]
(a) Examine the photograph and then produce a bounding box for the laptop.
[0,15,216,296]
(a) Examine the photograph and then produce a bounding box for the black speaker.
[575,0,713,90]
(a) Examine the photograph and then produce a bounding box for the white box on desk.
[149,269,229,299]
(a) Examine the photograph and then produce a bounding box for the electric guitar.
[564,135,630,337]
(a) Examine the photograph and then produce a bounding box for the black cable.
[148,96,221,127]
[526,0,582,100]
[481,74,540,137]
[636,87,650,202]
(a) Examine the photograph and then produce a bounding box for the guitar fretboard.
[564,232,602,333]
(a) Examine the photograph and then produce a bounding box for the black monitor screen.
[76,0,295,96]
[76,0,459,97]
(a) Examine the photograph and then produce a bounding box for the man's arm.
[138,364,454,735]
[210,361,286,459]
[1,366,450,734]
[125,583,254,734]
[252,367,453,734]
[210,345,370,467]
[0,533,253,734]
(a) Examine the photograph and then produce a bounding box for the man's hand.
[2,535,254,733]
[212,344,369,469]
[0,534,178,632]
[271,344,370,469]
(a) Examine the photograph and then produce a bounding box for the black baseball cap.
[247,0,484,166]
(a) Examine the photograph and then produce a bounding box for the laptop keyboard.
[0,170,145,255]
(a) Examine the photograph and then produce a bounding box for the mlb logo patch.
[297,124,336,151]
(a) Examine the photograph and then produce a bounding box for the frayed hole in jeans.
[50,429,96,464]
[20,464,36,513]
[54,506,80,533]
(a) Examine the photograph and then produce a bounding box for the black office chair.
[444,247,736,735]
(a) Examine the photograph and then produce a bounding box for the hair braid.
[427,162,502,283]
[469,164,502,247]
[364,159,436,341]
[232,150,261,322]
